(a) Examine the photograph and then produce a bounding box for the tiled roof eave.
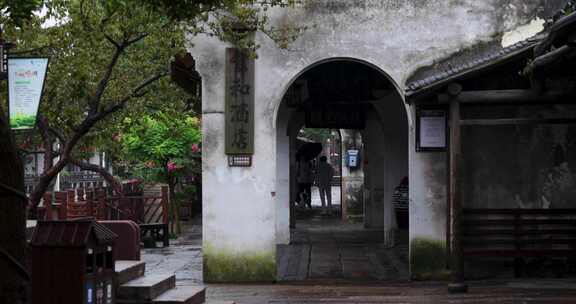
[405,39,540,101]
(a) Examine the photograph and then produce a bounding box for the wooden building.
[406,11,576,288]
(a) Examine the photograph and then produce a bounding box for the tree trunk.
[69,159,123,195]
[0,111,29,304]
[27,159,67,214]
[166,171,180,235]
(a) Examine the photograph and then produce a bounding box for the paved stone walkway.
[141,215,408,285]
[277,216,409,282]
[141,216,576,303]
[206,281,576,303]
[141,220,203,286]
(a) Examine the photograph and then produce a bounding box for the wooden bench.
[462,208,576,277]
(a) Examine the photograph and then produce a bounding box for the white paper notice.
[419,112,446,148]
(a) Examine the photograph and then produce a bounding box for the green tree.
[121,111,201,234]
[1,0,302,211]
[0,0,43,25]
[0,1,300,303]
[299,128,332,143]
[0,1,44,303]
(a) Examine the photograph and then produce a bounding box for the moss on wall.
[203,246,276,282]
[410,237,450,280]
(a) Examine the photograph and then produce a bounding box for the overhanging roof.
[405,37,540,100]
[405,11,576,101]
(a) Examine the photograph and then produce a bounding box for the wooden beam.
[525,44,576,75]
[448,98,468,293]
[438,90,576,105]
[461,118,576,126]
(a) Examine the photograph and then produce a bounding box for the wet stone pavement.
[277,216,409,282]
[205,282,576,303]
[141,219,203,286]
[141,216,576,303]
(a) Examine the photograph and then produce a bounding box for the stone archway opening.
[275,59,409,281]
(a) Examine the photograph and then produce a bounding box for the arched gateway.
[189,1,565,282]
[275,58,408,246]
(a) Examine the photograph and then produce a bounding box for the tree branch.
[69,158,123,195]
[103,33,121,49]
[125,32,150,47]
[79,0,94,32]
[101,72,168,116]
[37,115,55,171]
[48,126,66,144]
[89,41,124,114]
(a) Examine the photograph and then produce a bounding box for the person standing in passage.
[317,156,335,214]
[296,155,313,208]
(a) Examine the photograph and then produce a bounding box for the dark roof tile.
[31,220,117,247]
[406,37,541,95]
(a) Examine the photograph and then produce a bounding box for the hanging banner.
[8,57,49,130]
[225,48,254,155]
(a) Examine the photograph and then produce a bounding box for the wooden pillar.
[55,192,67,220]
[43,192,52,220]
[86,190,94,218]
[448,97,468,293]
[97,189,107,220]
[161,186,169,225]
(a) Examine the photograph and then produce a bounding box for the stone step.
[204,301,235,304]
[116,260,146,285]
[152,286,206,304]
[118,273,176,302]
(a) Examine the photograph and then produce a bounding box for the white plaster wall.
[199,45,277,257]
[275,102,291,245]
[408,107,448,243]
[190,0,555,279]
[372,98,410,246]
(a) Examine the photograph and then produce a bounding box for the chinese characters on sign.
[8,57,49,130]
[225,48,254,157]
[416,106,447,152]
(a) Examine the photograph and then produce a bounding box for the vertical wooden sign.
[225,48,254,155]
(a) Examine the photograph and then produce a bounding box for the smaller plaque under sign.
[228,155,252,167]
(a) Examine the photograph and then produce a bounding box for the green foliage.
[3,0,302,158]
[0,0,43,25]
[204,0,306,55]
[299,128,332,143]
[3,0,193,155]
[120,111,201,182]
[0,0,303,206]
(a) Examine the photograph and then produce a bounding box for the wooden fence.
[38,186,169,226]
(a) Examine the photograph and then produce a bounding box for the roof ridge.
[406,35,543,94]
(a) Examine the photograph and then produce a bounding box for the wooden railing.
[107,188,169,225]
[39,186,169,226]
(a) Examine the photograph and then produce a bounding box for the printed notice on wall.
[417,109,446,151]
[8,58,49,130]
